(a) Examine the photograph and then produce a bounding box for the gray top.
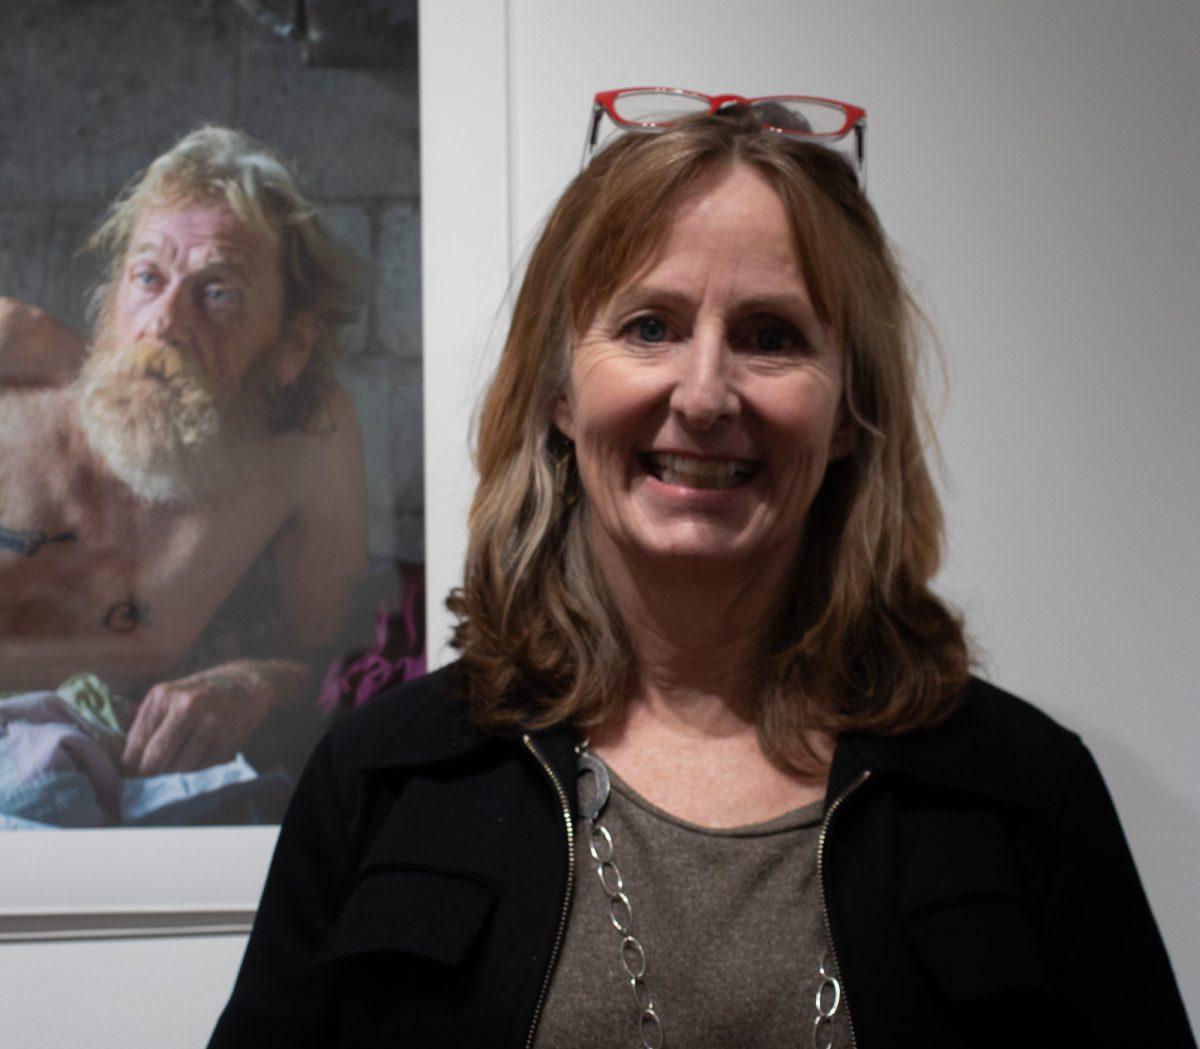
[532,762,853,1048]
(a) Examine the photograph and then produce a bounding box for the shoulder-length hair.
[85,125,364,433]
[450,107,969,769]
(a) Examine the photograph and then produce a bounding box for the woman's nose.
[669,336,739,429]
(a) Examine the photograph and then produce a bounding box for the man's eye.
[630,315,669,343]
[204,284,236,306]
[132,270,161,289]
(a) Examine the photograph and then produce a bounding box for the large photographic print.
[0,0,424,830]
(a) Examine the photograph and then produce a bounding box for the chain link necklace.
[576,743,843,1049]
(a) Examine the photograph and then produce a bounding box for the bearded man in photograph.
[0,126,367,781]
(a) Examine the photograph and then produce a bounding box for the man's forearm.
[211,657,315,710]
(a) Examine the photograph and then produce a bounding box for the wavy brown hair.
[449,108,969,768]
[85,125,364,433]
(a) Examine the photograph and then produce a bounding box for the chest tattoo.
[103,593,151,634]
[0,524,78,557]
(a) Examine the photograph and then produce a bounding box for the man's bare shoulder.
[275,381,364,470]
[0,386,90,525]
[318,380,360,437]
[261,380,365,521]
[266,378,367,646]
[0,384,79,454]
[0,297,86,387]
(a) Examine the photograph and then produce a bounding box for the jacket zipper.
[521,734,576,1049]
[816,768,872,1049]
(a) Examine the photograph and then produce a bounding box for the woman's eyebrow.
[607,286,816,320]
[605,285,695,314]
[734,293,815,317]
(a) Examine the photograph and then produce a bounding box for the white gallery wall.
[3,2,1195,1046]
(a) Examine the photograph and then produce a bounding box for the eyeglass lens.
[610,90,711,125]
[748,98,849,136]
[611,91,851,139]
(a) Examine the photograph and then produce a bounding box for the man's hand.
[121,659,312,776]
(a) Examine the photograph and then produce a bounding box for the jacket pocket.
[905,895,1052,1001]
[898,804,1052,1001]
[315,865,498,968]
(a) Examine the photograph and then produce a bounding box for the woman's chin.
[610,521,775,575]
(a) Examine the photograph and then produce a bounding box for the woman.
[209,100,1193,1048]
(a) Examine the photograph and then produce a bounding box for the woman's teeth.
[643,452,759,489]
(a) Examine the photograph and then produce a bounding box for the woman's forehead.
[577,164,816,326]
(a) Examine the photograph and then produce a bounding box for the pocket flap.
[905,898,1051,1001]
[316,866,498,968]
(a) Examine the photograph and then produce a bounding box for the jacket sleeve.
[207,730,358,1048]
[1044,743,1196,1047]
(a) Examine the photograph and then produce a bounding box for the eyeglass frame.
[582,87,867,183]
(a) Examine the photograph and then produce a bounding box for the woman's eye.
[749,322,805,354]
[132,269,161,290]
[631,315,669,343]
[756,327,789,352]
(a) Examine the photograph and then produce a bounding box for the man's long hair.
[84,125,364,432]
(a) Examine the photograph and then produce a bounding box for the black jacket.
[209,665,1195,1048]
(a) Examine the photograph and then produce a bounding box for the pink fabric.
[318,566,425,712]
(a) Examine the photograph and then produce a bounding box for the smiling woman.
[556,164,851,588]
[454,109,959,761]
[210,103,1194,1048]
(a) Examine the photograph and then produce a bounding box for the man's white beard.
[77,335,264,505]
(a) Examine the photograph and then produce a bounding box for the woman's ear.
[274,314,317,387]
[552,391,576,442]
[829,404,857,462]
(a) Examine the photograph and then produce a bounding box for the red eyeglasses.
[583,87,867,182]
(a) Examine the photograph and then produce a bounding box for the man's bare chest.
[0,455,292,648]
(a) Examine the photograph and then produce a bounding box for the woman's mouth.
[641,452,760,490]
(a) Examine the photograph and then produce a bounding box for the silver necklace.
[577,745,665,1048]
[576,743,843,1049]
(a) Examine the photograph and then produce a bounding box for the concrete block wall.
[0,0,422,561]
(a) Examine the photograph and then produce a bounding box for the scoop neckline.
[602,764,826,838]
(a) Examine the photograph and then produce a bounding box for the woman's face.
[554,163,851,583]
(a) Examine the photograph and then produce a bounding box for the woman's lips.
[640,451,760,490]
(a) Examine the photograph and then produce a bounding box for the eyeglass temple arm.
[853,120,867,189]
[580,103,605,168]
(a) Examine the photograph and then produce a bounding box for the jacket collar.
[358,664,579,787]
[829,678,1043,812]
[362,668,1041,813]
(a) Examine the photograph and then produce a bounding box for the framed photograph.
[0,0,511,937]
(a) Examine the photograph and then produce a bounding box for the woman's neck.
[586,537,834,826]
[597,543,786,713]
[590,689,833,828]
